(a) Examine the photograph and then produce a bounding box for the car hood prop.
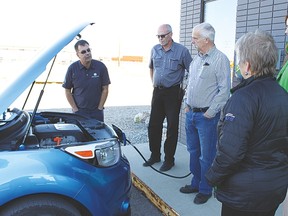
[21,56,57,144]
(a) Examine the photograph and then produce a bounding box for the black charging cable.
[128,139,191,179]
[112,124,191,179]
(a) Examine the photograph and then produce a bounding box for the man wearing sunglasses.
[62,40,110,122]
[144,24,192,172]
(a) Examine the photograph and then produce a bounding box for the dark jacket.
[206,76,288,212]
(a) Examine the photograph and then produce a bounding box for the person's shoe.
[159,161,174,171]
[179,185,199,194]
[143,158,160,167]
[193,193,212,204]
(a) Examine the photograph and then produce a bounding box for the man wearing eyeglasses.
[62,40,110,122]
[143,24,192,172]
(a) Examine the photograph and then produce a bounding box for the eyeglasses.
[157,32,170,39]
[79,48,91,54]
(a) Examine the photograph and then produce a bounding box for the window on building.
[203,0,237,63]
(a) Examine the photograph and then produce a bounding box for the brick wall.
[178,0,288,145]
[236,0,288,66]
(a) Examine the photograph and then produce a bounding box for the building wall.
[178,0,203,145]
[178,0,288,145]
[236,0,288,67]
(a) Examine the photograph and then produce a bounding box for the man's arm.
[64,88,78,112]
[98,85,109,110]
[204,55,231,118]
[149,68,154,83]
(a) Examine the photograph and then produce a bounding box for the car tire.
[1,195,82,216]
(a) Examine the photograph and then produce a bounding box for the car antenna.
[21,55,57,145]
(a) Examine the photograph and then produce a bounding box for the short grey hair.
[163,24,172,33]
[193,22,215,42]
[235,29,278,77]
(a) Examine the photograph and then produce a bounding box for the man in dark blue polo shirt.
[62,40,110,121]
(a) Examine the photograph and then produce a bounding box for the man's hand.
[72,107,79,113]
[204,112,212,119]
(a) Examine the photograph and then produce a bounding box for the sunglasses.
[79,48,91,54]
[157,32,170,39]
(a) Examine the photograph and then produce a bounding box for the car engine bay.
[0,108,116,151]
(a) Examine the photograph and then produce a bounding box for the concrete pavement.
[122,142,284,216]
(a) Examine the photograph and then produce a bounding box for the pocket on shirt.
[154,56,163,68]
[199,66,215,80]
[169,58,180,71]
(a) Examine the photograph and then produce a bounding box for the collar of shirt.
[197,46,217,66]
[198,45,216,57]
[156,41,175,53]
[78,60,96,71]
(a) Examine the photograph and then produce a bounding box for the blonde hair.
[235,29,278,77]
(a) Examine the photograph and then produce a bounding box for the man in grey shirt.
[143,24,192,172]
[179,23,231,204]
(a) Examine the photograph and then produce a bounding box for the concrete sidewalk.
[122,143,284,216]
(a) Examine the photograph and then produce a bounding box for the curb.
[131,172,179,216]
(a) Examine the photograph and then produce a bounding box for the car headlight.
[95,140,120,167]
[63,139,121,167]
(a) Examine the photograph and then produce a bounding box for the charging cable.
[112,124,191,179]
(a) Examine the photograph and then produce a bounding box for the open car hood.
[0,22,94,114]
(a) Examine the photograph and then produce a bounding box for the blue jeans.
[185,110,220,195]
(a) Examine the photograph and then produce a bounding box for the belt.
[155,84,180,90]
[192,107,209,112]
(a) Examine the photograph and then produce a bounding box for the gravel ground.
[104,105,151,145]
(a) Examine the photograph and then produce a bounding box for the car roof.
[0,22,94,114]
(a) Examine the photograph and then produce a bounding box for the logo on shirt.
[91,73,99,78]
[224,113,235,122]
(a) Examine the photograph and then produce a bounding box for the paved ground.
[130,186,162,216]
[123,143,285,216]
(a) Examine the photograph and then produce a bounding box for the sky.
[1,0,181,59]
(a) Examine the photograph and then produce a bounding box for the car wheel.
[1,195,82,216]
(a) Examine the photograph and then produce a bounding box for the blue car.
[0,22,131,216]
